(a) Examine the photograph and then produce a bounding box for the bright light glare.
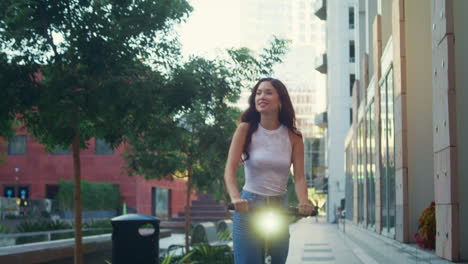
[178,0,241,58]
[253,209,285,237]
[52,31,64,46]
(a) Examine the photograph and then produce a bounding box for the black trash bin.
[112,214,160,264]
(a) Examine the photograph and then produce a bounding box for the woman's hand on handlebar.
[298,202,314,216]
[232,198,249,213]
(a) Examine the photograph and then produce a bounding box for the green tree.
[124,37,289,254]
[0,53,40,138]
[0,1,192,263]
[0,53,40,163]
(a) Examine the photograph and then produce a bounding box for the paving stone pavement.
[286,217,362,264]
[286,217,466,264]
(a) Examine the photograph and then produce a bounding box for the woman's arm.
[291,133,314,215]
[224,122,249,212]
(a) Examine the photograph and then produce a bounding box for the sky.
[177,0,242,58]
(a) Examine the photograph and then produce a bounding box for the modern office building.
[314,0,355,222]
[341,0,467,261]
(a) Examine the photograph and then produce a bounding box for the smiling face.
[255,81,281,114]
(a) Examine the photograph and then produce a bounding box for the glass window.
[345,143,354,221]
[152,187,170,218]
[46,184,59,199]
[4,186,15,198]
[366,101,376,227]
[300,23,305,31]
[349,7,355,29]
[350,74,356,96]
[358,122,365,223]
[349,41,355,63]
[380,67,396,236]
[18,186,29,199]
[95,138,114,155]
[8,135,26,155]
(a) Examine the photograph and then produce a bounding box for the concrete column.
[359,54,369,106]
[363,105,368,227]
[453,1,468,260]
[404,0,433,242]
[431,0,460,261]
[353,80,360,224]
[372,14,383,234]
[391,0,409,243]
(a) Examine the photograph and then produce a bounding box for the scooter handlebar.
[227,203,317,217]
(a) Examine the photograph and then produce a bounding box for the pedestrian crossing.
[301,242,336,263]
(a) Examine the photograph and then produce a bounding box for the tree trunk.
[184,161,193,256]
[72,126,83,264]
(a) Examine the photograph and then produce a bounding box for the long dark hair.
[240,77,301,161]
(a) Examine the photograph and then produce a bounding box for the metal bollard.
[111,214,160,264]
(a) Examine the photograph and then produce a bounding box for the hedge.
[56,180,120,211]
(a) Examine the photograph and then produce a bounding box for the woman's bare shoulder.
[287,128,303,145]
[237,122,250,132]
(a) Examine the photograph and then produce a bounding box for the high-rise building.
[314,0,355,222]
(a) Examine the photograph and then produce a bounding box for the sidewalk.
[287,217,466,264]
[287,217,363,264]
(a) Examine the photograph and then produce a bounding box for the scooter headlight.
[252,208,286,237]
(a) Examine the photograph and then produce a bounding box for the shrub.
[159,251,194,264]
[413,201,436,250]
[82,219,112,229]
[190,245,233,264]
[0,223,10,233]
[56,180,120,211]
[17,219,72,233]
[161,245,233,264]
[217,230,232,241]
[4,214,24,220]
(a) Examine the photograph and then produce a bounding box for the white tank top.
[243,123,292,196]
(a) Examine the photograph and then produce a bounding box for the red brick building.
[0,132,192,218]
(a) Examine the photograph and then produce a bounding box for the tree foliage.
[0,1,193,263]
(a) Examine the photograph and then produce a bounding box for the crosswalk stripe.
[302,256,336,262]
[304,243,329,246]
[303,248,333,253]
[302,243,335,263]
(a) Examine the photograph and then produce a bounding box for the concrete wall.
[379,0,392,49]
[404,0,434,237]
[454,0,468,260]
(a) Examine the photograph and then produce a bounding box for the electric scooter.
[228,202,316,264]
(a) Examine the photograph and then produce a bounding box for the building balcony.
[314,111,328,128]
[314,0,326,20]
[314,53,327,74]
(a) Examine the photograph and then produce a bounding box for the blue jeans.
[232,190,290,264]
